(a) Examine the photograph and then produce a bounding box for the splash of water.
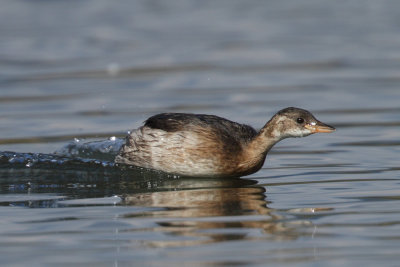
[0,137,125,169]
[0,150,115,169]
[54,137,125,161]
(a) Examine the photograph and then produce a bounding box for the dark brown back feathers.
[144,113,257,143]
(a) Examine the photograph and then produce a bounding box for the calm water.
[1,1,400,266]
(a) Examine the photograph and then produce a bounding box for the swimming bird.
[115,107,335,177]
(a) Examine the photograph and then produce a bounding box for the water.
[1,0,400,266]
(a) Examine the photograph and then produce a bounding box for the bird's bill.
[305,121,336,133]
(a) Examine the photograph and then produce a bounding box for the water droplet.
[107,63,120,76]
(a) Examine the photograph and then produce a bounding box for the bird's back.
[144,113,257,144]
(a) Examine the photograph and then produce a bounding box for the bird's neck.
[245,124,282,159]
[236,120,283,173]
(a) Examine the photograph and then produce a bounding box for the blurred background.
[1,1,400,266]
[1,0,399,153]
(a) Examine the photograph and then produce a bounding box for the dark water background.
[1,1,400,266]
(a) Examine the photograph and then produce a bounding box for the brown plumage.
[115,107,335,177]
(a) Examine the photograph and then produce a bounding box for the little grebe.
[115,107,335,177]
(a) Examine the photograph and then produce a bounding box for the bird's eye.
[296,118,304,124]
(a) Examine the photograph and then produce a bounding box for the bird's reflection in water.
[0,164,309,246]
[122,176,303,247]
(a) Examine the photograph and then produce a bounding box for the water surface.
[1,1,400,266]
